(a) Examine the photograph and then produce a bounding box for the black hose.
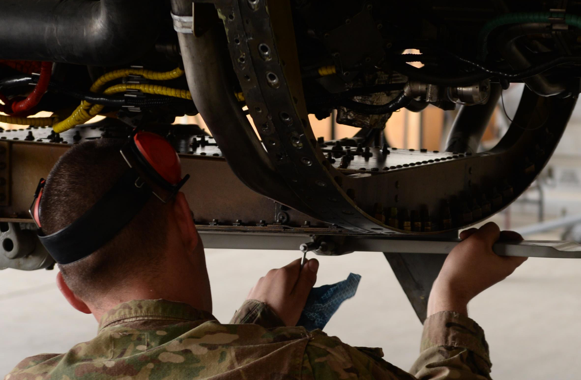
[49,86,125,107]
[393,62,492,86]
[340,92,413,115]
[0,75,32,91]
[398,51,581,83]
[0,74,192,108]
[0,0,163,66]
[405,99,429,112]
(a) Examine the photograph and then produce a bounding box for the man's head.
[41,138,211,319]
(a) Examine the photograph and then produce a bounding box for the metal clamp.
[171,13,193,34]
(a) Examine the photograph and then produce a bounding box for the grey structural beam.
[198,230,581,259]
[516,214,581,236]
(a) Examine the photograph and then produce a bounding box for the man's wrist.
[428,281,469,317]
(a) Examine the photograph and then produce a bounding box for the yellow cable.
[235,92,245,102]
[53,67,188,134]
[0,114,58,127]
[102,84,192,100]
[90,67,185,93]
[318,65,337,77]
[53,84,193,133]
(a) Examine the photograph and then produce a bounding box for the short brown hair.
[40,138,170,303]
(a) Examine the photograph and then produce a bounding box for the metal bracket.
[171,13,193,34]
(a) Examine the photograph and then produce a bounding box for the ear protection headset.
[29,132,190,265]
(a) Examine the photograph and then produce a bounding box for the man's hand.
[247,258,319,326]
[428,222,527,317]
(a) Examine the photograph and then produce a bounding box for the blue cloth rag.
[297,273,361,331]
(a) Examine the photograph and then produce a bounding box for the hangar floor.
[0,210,579,379]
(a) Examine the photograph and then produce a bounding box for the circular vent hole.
[3,238,13,252]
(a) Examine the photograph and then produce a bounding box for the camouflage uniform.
[6,299,491,379]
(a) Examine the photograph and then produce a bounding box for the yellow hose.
[0,114,58,127]
[318,65,337,77]
[90,67,185,93]
[102,84,192,100]
[53,67,188,134]
[53,84,193,133]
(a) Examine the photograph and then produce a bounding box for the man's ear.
[56,272,91,314]
[172,192,199,252]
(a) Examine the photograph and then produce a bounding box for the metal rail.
[198,230,581,259]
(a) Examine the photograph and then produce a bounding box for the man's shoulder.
[6,353,63,379]
[305,331,416,380]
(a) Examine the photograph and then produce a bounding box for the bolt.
[326,152,336,164]
[388,208,399,228]
[339,155,351,168]
[422,209,432,232]
[362,146,373,159]
[411,210,421,232]
[277,212,290,224]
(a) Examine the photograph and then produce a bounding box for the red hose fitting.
[10,62,52,114]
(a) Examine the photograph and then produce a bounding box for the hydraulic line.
[53,67,188,133]
[393,62,491,86]
[89,67,185,93]
[10,62,52,114]
[0,114,58,126]
[1,74,191,107]
[479,12,581,60]
[399,52,581,81]
[53,84,192,133]
[339,92,413,115]
[0,75,33,91]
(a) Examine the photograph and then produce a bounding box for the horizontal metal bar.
[199,231,581,259]
[516,213,581,236]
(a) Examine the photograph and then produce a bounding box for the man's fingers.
[459,228,478,240]
[499,230,524,242]
[292,259,319,297]
[472,222,501,246]
[503,255,528,268]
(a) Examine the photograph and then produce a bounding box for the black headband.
[38,169,152,265]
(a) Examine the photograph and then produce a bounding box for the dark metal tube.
[170,1,307,212]
[0,0,163,66]
[445,83,502,154]
[497,23,566,97]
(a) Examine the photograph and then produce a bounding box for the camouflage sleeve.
[304,331,418,379]
[409,311,492,380]
[230,299,286,328]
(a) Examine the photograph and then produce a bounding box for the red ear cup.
[33,187,43,228]
[133,132,182,185]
